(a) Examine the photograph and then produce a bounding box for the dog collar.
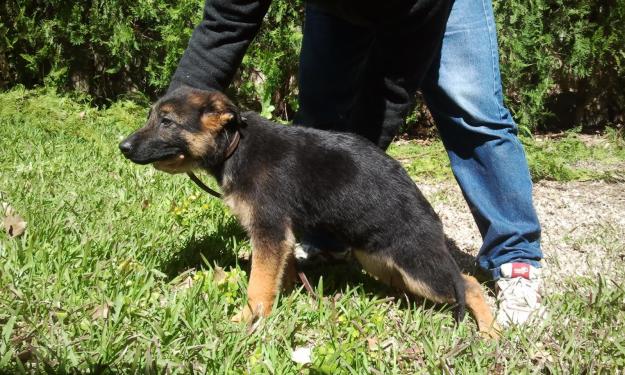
[224,129,240,160]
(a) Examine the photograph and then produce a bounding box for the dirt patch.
[421,180,625,293]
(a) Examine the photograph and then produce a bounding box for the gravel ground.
[421,179,625,293]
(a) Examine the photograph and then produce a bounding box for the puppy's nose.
[119,140,133,155]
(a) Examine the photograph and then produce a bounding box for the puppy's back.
[238,113,442,248]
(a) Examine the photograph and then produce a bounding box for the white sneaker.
[495,262,547,327]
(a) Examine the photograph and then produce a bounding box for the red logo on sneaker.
[510,263,530,279]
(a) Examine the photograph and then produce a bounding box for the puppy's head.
[119,87,240,173]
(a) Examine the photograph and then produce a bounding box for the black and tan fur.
[119,87,499,338]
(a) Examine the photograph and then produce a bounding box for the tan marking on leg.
[354,252,499,338]
[395,267,451,304]
[232,226,295,323]
[463,275,500,338]
[353,250,406,290]
[353,250,450,303]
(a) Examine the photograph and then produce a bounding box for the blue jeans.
[296,0,542,280]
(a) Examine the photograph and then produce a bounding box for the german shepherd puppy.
[119,86,498,338]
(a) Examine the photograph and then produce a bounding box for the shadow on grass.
[163,219,249,279]
[165,221,487,309]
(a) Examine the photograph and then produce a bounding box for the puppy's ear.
[195,91,241,132]
[221,100,242,129]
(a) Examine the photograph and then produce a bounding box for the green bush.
[494,0,625,133]
[1,0,623,131]
[0,0,201,101]
[0,0,301,112]
[233,2,302,120]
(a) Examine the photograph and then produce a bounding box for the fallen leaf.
[291,346,312,365]
[2,214,27,237]
[367,337,379,351]
[491,363,506,375]
[91,303,111,320]
[402,346,424,360]
[173,275,194,293]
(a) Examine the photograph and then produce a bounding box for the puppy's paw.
[479,322,502,340]
[231,306,254,323]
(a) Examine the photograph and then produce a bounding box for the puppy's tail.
[453,273,467,323]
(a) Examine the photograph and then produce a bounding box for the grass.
[1,87,624,373]
[389,129,625,183]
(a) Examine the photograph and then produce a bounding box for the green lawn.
[1,87,624,373]
[387,130,625,183]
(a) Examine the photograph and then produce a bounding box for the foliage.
[0,0,302,112]
[234,2,302,120]
[493,0,625,132]
[0,0,202,101]
[523,131,625,182]
[1,0,624,129]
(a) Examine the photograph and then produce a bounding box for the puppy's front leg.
[281,252,298,292]
[232,229,294,323]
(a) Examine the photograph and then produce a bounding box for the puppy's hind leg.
[353,250,462,311]
[353,249,499,338]
[462,275,500,338]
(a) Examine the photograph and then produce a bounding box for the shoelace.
[497,277,541,309]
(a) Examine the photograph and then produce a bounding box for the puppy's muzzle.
[119,140,133,156]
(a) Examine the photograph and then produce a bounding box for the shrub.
[0,0,202,101]
[0,0,301,113]
[1,0,623,131]
[494,0,625,133]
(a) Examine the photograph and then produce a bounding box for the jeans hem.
[483,259,543,281]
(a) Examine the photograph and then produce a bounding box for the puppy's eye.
[160,118,174,127]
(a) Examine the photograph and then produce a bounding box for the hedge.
[1,0,623,132]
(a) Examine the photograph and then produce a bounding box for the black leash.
[187,171,222,198]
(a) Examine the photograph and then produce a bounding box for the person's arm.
[168,0,271,93]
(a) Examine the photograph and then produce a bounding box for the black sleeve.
[168,0,272,93]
